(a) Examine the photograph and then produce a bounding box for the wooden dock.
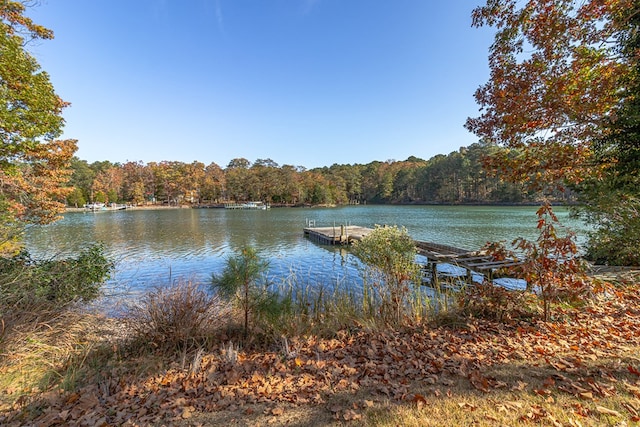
[415,240,523,282]
[303,224,523,281]
[303,225,373,245]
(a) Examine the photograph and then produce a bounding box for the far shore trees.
[66,143,555,209]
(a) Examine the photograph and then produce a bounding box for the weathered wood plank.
[303,226,373,245]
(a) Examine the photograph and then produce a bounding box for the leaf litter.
[2,284,640,425]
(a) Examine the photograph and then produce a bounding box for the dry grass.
[359,365,640,426]
[0,304,107,409]
[124,280,232,353]
[172,363,640,427]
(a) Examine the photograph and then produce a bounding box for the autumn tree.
[202,162,225,202]
[148,161,185,205]
[92,164,124,203]
[1,1,77,253]
[465,0,633,191]
[67,157,95,205]
[466,0,640,268]
[249,158,280,202]
[180,161,205,203]
[328,163,363,203]
[121,161,151,205]
[225,158,251,202]
[275,164,302,204]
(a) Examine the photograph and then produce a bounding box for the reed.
[270,265,459,336]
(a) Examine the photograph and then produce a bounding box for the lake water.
[24,205,587,296]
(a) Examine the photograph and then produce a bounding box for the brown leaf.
[625,383,640,398]
[543,377,556,388]
[457,402,477,411]
[329,405,342,414]
[511,380,528,391]
[468,370,490,393]
[547,414,563,427]
[578,391,593,400]
[65,393,80,405]
[412,394,428,410]
[412,393,428,404]
[342,409,362,421]
[621,402,639,417]
[595,405,621,417]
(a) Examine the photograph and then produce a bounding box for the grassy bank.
[1,269,640,426]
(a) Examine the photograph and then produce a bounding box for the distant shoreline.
[65,205,191,213]
[65,200,572,213]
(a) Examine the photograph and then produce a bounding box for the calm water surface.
[24,205,587,296]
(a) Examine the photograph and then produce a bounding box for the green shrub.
[0,243,113,307]
[584,197,640,266]
[0,196,23,256]
[351,225,422,325]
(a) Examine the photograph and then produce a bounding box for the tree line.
[65,143,564,208]
[3,0,639,264]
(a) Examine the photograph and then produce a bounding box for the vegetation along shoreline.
[3,1,640,426]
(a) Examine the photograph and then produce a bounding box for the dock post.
[431,261,439,288]
[333,222,336,245]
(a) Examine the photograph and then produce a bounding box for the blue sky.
[29,0,494,169]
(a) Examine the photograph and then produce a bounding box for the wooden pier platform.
[415,240,523,281]
[303,225,373,245]
[303,224,523,281]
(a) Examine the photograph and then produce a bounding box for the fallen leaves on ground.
[2,284,640,425]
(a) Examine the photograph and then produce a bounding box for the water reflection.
[25,205,587,297]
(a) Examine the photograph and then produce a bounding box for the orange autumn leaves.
[5,283,640,425]
[1,2,76,236]
[466,0,635,190]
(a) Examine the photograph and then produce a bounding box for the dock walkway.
[303,224,523,282]
[303,225,373,245]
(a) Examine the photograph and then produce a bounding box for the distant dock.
[224,201,270,210]
[303,225,373,245]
